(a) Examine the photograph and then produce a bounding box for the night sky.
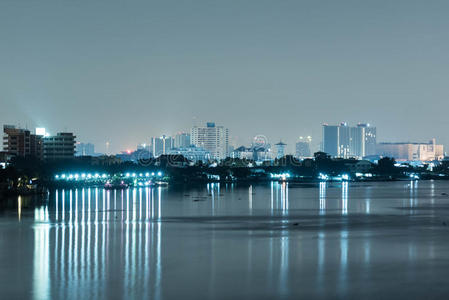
[1,0,448,154]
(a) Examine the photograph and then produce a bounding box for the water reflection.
[15,182,445,299]
[319,182,326,215]
[269,182,289,215]
[31,188,165,299]
[409,180,419,212]
[341,182,348,215]
[33,207,50,300]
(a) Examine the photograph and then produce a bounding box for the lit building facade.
[151,135,174,157]
[174,132,191,148]
[190,122,229,160]
[322,123,376,158]
[377,139,444,161]
[295,136,312,158]
[275,141,287,159]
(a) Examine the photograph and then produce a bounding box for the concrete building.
[231,143,272,162]
[357,123,377,156]
[295,136,312,158]
[174,132,191,148]
[151,135,174,157]
[2,125,43,158]
[377,139,444,161]
[322,123,376,158]
[167,146,210,163]
[231,146,254,160]
[322,124,339,157]
[43,133,76,159]
[275,141,287,159]
[191,122,229,160]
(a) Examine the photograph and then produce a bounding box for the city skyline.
[2,120,446,158]
[2,1,449,153]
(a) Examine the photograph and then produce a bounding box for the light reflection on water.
[4,181,449,299]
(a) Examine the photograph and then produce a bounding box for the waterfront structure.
[174,132,191,148]
[377,139,444,161]
[0,151,14,168]
[344,160,374,173]
[322,123,376,158]
[151,135,174,157]
[295,136,312,158]
[43,132,76,160]
[2,125,43,158]
[190,122,229,160]
[76,142,95,156]
[167,146,210,163]
[275,141,287,159]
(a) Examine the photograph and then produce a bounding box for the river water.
[1,181,449,299]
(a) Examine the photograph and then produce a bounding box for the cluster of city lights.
[409,173,420,180]
[124,172,163,178]
[54,171,164,181]
[355,173,373,178]
[55,173,108,180]
[318,173,350,181]
[270,173,291,180]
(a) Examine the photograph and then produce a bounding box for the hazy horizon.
[2,0,449,154]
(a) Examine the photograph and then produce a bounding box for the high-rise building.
[295,136,312,158]
[322,123,376,158]
[275,141,287,159]
[76,142,95,156]
[322,124,339,157]
[43,132,76,159]
[190,122,229,160]
[151,135,174,157]
[3,125,43,158]
[174,132,191,148]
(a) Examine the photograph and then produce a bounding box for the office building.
[275,141,287,159]
[377,139,444,161]
[191,122,229,160]
[322,124,339,157]
[295,136,312,158]
[354,123,377,157]
[322,123,377,158]
[174,132,191,148]
[43,132,76,159]
[151,135,174,157]
[2,125,43,158]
